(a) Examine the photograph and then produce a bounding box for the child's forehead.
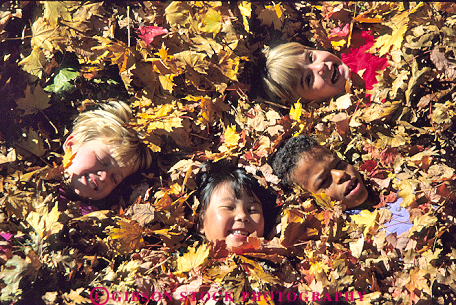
[301,146,334,163]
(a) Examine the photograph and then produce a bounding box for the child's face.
[63,137,134,200]
[201,181,264,249]
[291,146,368,209]
[295,49,350,102]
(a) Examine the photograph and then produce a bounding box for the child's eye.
[96,154,108,166]
[308,52,314,63]
[248,207,261,214]
[320,177,330,189]
[335,160,344,169]
[111,174,118,184]
[305,74,312,87]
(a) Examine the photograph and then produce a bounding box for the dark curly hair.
[195,160,278,239]
[272,134,319,186]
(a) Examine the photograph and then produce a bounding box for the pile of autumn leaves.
[1,1,456,304]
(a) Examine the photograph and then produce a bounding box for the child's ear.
[63,135,75,151]
[199,222,205,234]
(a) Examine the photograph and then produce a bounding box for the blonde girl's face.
[295,49,350,102]
[201,182,264,249]
[63,136,134,200]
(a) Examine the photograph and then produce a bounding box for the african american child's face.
[291,146,368,209]
[201,181,264,249]
[63,136,134,200]
[296,49,350,102]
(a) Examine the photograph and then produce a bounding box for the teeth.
[331,64,338,83]
[346,180,357,195]
[230,230,249,236]
[86,175,97,190]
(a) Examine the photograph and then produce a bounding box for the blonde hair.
[67,101,152,173]
[262,42,312,103]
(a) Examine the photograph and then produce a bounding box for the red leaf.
[137,26,168,46]
[341,31,388,90]
[359,160,378,174]
[328,23,350,39]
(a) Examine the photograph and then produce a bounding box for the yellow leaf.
[16,84,51,116]
[312,191,335,209]
[30,17,66,52]
[395,180,416,207]
[17,128,46,158]
[18,47,46,79]
[290,100,302,122]
[176,243,210,273]
[238,1,251,33]
[26,201,63,239]
[165,2,192,28]
[331,39,346,49]
[349,235,365,258]
[62,147,75,169]
[350,209,380,235]
[43,1,76,28]
[109,219,145,253]
[411,213,437,233]
[201,8,222,37]
[258,3,285,31]
[370,11,410,57]
[224,125,240,147]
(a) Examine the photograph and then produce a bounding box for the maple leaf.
[43,1,76,28]
[258,3,285,31]
[18,47,46,79]
[350,209,380,235]
[137,26,168,46]
[165,1,193,29]
[200,8,222,37]
[108,219,145,253]
[16,84,51,116]
[16,128,46,158]
[62,147,75,169]
[290,101,302,122]
[405,267,431,294]
[176,243,210,273]
[26,201,63,239]
[370,10,411,57]
[238,1,251,33]
[341,31,388,91]
[224,125,240,147]
[430,46,456,80]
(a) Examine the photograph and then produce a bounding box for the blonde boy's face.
[201,182,264,249]
[63,137,134,200]
[296,49,350,102]
[291,146,368,209]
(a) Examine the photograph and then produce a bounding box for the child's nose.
[331,169,349,184]
[235,210,249,223]
[311,61,326,76]
[97,171,107,181]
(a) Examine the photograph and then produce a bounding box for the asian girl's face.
[201,181,264,249]
[63,136,134,200]
[296,49,350,102]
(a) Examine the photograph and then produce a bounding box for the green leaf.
[44,68,78,94]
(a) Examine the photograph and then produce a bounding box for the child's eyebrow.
[313,155,338,188]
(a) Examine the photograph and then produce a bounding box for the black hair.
[195,159,277,238]
[272,134,319,186]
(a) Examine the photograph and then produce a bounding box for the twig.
[127,4,130,47]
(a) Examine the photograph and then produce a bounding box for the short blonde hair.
[262,42,311,104]
[67,101,152,173]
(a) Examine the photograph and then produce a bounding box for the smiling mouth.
[331,64,340,84]
[228,230,249,237]
[85,174,98,191]
[344,179,359,196]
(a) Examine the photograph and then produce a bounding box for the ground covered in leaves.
[1,1,456,305]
